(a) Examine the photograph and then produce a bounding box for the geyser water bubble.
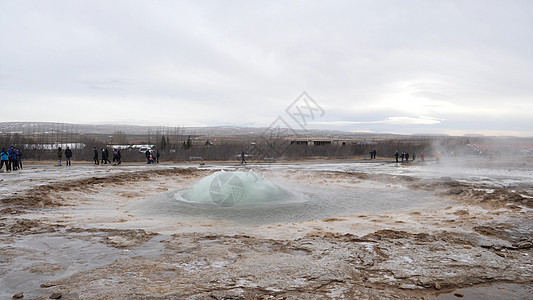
[179,170,300,207]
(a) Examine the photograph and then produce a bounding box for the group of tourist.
[56,146,73,166]
[55,147,163,166]
[3,145,443,170]
[0,145,22,172]
[144,148,160,164]
[90,147,122,165]
[394,150,426,163]
[54,146,124,166]
[369,150,434,163]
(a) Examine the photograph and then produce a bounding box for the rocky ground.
[0,161,532,299]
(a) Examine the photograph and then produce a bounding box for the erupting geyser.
[178,170,299,207]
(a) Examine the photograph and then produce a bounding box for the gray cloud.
[1,1,532,136]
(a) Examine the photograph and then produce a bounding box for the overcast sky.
[1,1,532,136]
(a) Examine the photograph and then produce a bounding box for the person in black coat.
[93,147,99,165]
[65,146,73,166]
[14,148,22,169]
[241,150,246,164]
[101,149,106,164]
[104,148,111,164]
[145,149,151,164]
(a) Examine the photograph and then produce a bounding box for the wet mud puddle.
[0,232,169,299]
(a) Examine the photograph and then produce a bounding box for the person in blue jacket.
[8,145,17,171]
[0,148,10,172]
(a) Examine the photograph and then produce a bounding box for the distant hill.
[0,122,395,138]
[3,122,531,142]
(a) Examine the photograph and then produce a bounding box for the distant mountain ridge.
[0,122,389,138]
[2,122,531,140]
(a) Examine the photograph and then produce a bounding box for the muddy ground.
[0,160,532,299]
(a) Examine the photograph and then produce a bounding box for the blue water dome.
[178,170,301,207]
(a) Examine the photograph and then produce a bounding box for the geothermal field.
[1,158,532,299]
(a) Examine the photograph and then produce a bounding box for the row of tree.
[2,129,490,162]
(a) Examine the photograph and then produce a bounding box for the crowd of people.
[394,150,428,163]
[51,147,160,166]
[56,147,163,166]
[89,147,123,165]
[55,146,162,166]
[369,150,436,163]
[1,144,443,171]
[0,145,23,172]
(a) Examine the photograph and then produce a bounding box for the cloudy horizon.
[1,1,532,137]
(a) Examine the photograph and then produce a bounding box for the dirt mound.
[409,177,468,191]
[0,218,64,235]
[441,187,533,208]
[66,227,158,248]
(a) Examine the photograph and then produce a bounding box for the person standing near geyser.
[57,147,62,166]
[93,147,99,165]
[0,148,10,172]
[145,149,151,164]
[65,146,72,166]
[8,145,17,171]
[241,150,247,164]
